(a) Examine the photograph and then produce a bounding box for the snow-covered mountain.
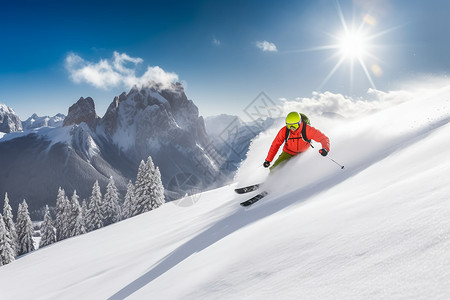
[97,83,216,186]
[1,82,450,299]
[0,123,129,218]
[22,113,65,130]
[204,114,242,137]
[0,103,22,133]
[0,84,221,216]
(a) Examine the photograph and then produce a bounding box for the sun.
[316,2,383,91]
[338,30,367,60]
[288,2,397,92]
[296,1,397,92]
[316,23,378,91]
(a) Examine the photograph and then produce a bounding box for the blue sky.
[1,0,449,120]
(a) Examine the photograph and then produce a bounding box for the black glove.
[263,161,270,168]
[319,148,328,157]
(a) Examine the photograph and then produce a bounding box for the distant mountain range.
[22,113,66,130]
[204,114,276,172]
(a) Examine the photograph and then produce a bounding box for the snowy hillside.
[1,81,450,299]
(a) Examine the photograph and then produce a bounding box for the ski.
[234,184,260,194]
[240,191,268,207]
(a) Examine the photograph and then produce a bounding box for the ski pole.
[327,156,344,169]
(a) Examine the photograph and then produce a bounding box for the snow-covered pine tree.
[2,193,18,256]
[133,157,165,216]
[102,176,121,226]
[15,200,35,256]
[68,190,81,238]
[122,180,135,219]
[39,205,56,248]
[63,196,72,239]
[75,199,88,236]
[0,214,15,266]
[150,166,165,209]
[55,187,71,241]
[133,159,151,216]
[87,180,104,231]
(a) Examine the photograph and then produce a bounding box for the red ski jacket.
[265,123,330,162]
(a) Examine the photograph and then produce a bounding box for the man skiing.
[263,112,330,170]
[237,111,331,205]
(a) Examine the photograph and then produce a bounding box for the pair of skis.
[234,184,268,206]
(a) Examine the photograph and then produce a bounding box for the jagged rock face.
[63,97,99,129]
[100,84,209,156]
[98,84,219,187]
[0,103,22,133]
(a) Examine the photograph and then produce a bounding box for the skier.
[263,112,330,170]
[236,111,331,205]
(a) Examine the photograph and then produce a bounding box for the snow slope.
[1,82,450,299]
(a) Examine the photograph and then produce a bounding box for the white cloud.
[112,52,143,75]
[212,38,221,46]
[256,40,278,52]
[65,51,179,90]
[279,89,414,120]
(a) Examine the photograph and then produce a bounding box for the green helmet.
[286,112,301,130]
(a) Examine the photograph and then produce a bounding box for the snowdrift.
[1,81,450,299]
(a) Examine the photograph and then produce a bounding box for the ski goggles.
[286,122,300,130]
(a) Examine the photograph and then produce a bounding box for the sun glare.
[338,30,367,59]
[289,1,398,92]
[296,1,398,92]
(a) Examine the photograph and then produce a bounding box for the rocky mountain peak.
[0,103,23,133]
[99,84,208,150]
[96,83,218,187]
[63,97,99,129]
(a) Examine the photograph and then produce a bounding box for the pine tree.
[68,190,81,237]
[39,205,56,248]
[0,214,15,266]
[133,157,165,216]
[102,176,121,226]
[15,200,35,256]
[75,199,88,236]
[61,194,72,239]
[134,159,151,215]
[87,180,103,231]
[3,193,17,256]
[55,187,70,241]
[122,180,135,219]
[150,166,165,209]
